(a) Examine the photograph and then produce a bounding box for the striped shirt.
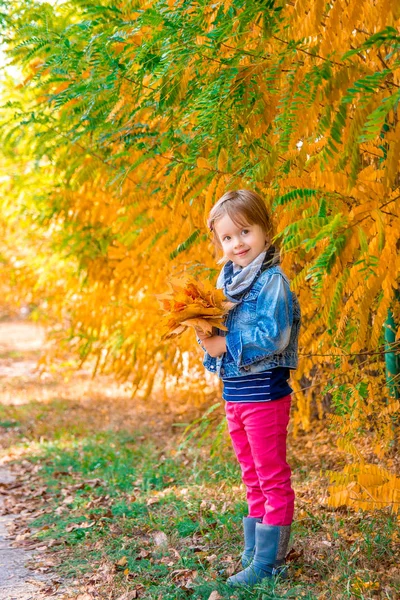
[222,368,292,403]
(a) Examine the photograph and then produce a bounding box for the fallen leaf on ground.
[146,497,159,506]
[65,521,95,532]
[208,592,222,600]
[115,556,128,568]
[116,592,138,600]
[62,495,75,505]
[205,554,217,563]
[286,547,304,562]
[135,549,151,560]
[153,530,168,546]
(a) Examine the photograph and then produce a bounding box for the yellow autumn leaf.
[196,157,212,170]
[158,276,233,340]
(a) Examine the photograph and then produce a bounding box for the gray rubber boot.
[241,517,263,568]
[227,523,291,588]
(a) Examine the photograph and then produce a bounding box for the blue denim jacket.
[202,265,301,378]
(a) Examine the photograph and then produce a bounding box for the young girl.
[196,189,301,588]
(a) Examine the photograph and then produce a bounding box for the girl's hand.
[201,335,226,358]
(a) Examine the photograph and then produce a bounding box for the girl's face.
[214,214,267,268]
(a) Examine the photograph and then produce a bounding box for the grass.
[1,395,399,600]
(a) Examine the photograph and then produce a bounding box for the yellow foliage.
[327,463,400,513]
[158,276,233,339]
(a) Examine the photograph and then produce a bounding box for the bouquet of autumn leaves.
[158,276,234,340]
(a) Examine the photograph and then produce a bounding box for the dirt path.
[0,466,50,600]
[0,321,73,600]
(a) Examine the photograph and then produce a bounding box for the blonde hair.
[208,189,273,253]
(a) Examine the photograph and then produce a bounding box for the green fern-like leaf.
[169,229,201,259]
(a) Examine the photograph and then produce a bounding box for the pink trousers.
[225,395,294,526]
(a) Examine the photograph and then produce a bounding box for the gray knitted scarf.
[216,245,280,304]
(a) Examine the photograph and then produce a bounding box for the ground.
[0,321,398,600]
